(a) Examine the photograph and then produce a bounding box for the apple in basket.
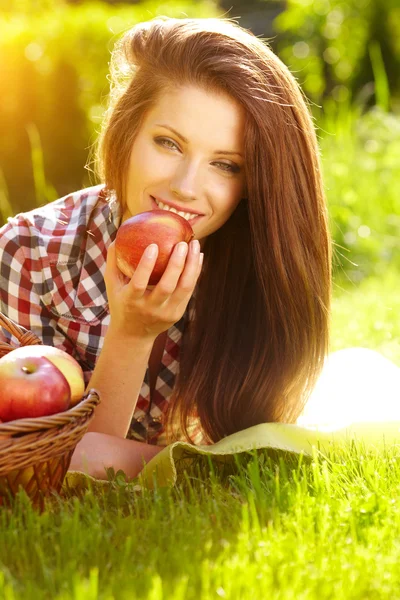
[0,345,85,422]
[115,210,195,285]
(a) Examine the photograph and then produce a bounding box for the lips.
[150,196,204,226]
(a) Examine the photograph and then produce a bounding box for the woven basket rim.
[0,311,42,349]
[0,389,100,437]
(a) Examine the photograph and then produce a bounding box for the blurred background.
[0,0,399,285]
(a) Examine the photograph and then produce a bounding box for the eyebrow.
[155,123,243,158]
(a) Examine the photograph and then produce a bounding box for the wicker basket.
[0,312,100,509]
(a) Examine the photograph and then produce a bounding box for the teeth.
[154,198,199,221]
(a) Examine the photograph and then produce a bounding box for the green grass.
[319,104,400,281]
[331,267,400,365]
[0,269,399,599]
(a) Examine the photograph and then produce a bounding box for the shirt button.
[149,417,163,432]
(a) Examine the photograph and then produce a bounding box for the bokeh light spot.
[89,104,106,123]
[314,0,331,16]
[358,225,371,238]
[323,46,340,64]
[25,42,43,62]
[293,41,310,59]
[364,139,380,153]
[332,84,350,101]
[344,231,357,245]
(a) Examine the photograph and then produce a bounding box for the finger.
[150,241,189,302]
[157,240,201,308]
[105,241,127,290]
[126,244,159,297]
[172,240,203,300]
[197,252,204,277]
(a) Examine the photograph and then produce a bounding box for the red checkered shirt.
[0,185,207,446]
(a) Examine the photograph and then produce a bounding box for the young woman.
[0,17,332,478]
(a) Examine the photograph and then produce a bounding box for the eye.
[154,137,180,151]
[213,161,241,174]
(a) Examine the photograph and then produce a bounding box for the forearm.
[86,327,154,437]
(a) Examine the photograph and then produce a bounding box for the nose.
[170,158,199,200]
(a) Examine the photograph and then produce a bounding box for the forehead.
[144,85,246,150]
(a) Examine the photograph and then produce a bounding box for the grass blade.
[369,40,390,112]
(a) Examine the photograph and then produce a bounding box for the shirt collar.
[74,189,121,309]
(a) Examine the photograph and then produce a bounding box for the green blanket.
[63,420,400,494]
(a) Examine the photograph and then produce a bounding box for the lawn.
[0,267,399,600]
[330,267,400,365]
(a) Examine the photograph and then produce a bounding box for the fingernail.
[191,239,200,254]
[145,244,158,258]
[177,242,188,256]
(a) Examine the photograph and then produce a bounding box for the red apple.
[115,210,195,285]
[4,345,85,407]
[0,354,71,422]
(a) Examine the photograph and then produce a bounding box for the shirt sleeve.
[0,219,71,353]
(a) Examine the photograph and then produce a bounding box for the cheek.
[128,143,176,190]
[217,180,245,215]
[127,142,154,184]
[124,143,152,214]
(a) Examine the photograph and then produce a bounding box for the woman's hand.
[105,239,203,340]
[69,432,165,480]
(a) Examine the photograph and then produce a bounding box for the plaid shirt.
[0,185,206,445]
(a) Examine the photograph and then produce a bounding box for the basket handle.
[0,311,42,358]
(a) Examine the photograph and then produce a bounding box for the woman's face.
[123,85,246,245]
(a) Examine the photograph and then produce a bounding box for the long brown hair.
[97,17,332,444]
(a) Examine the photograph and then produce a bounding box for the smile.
[151,196,203,224]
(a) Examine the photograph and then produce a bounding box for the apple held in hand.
[0,354,71,422]
[115,210,195,285]
[5,345,85,407]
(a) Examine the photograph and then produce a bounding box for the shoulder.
[0,185,121,322]
[0,184,120,264]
